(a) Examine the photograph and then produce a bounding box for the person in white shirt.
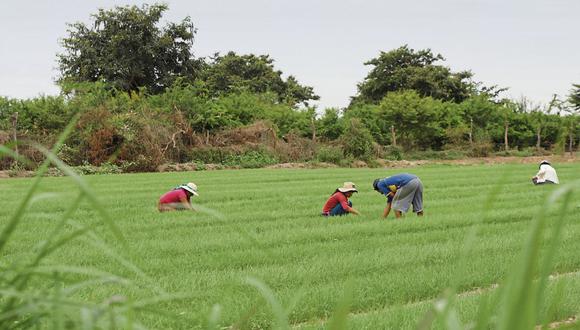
[532,160,559,185]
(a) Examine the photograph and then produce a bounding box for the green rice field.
[1,163,580,329]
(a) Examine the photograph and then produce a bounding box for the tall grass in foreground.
[0,116,183,329]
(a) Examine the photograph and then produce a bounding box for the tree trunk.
[11,112,18,166]
[569,132,574,157]
[504,121,509,151]
[536,126,541,149]
[311,117,316,142]
[469,118,473,145]
[390,125,397,147]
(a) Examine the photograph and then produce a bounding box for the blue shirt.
[377,173,417,202]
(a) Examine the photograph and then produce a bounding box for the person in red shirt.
[321,182,361,216]
[158,182,199,212]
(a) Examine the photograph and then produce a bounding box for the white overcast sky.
[0,0,579,109]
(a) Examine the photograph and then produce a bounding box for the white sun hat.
[337,182,358,193]
[180,182,199,196]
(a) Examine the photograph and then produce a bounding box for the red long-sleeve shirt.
[159,189,189,204]
[322,192,351,213]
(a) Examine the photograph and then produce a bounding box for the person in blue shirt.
[373,173,424,218]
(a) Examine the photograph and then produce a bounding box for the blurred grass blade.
[327,280,354,330]
[0,145,32,166]
[68,221,168,295]
[536,181,578,324]
[246,277,289,330]
[0,112,80,254]
[207,304,222,330]
[32,143,125,245]
[499,180,576,330]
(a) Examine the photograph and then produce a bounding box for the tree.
[520,95,557,150]
[201,52,319,107]
[317,108,344,141]
[340,118,375,160]
[564,84,580,155]
[351,45,479,105]
[570,84,580,110]
[57,3,201,94]
[377,91,444,150]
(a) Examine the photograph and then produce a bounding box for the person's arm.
[349,207,361,215]
[382,191,395,218]
[179,193,195,211]
[338,194,359,215]
[383,202,392,218]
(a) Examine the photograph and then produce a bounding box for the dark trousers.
[325,201,352,216]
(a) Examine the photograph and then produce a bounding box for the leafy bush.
[493,148,535,157]
[405,149,468,160]
[315,145,344,164]
[190,147,232,164]
[224,150,278,168]
[383,145,404,160]
[340,119,375,160]
[469,141,494,157]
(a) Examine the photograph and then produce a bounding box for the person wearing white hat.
[321,182,361,216]
[158,182,199,212]
[532,160,559,185]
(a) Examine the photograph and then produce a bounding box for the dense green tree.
[377,91,445,149]
[563,84,580,153]
[340,118,375,159]
[351,45,478,105]
[569,84,580,110]
[57,4,201,94]
[317,108,344,141]
[201,52,319,107]
[343,104,383,143]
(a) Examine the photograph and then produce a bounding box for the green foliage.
[343,104,383,143]
[315,145,344,164]
[352,45,481,105]
[2,80,578,171]
[223,150,279,168]
[0,118,183,328]
[201,52,319,107]
[57,3,201,94]
[383,145,404,160]
[340,118,374,160]
[569,84,580,110]
[377,90,445,150]
[317,108,344,141]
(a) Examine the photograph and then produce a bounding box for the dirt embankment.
[267,155,579,170]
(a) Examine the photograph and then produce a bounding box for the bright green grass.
[1,163,579,329]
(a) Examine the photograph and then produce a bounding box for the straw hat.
[180,182,199,196]
[337,182,358,193]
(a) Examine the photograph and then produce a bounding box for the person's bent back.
[158,182,199,212]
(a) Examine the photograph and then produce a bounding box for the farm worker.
[158,182,199,212]
[321,182,361,216]
[373,173,423,218]
[532,160,559,185]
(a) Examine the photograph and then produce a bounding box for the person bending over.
[532,160,559,185]
[373,173,423,219]
[158,182,199,212]
[321,182,361,216]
